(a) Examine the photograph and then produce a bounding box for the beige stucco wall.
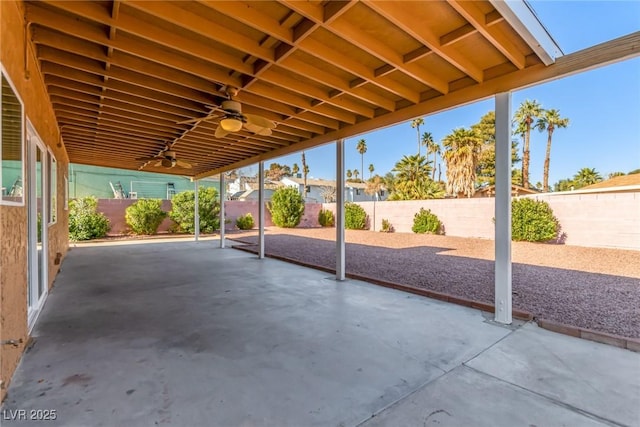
[1,0,69,400]
[322,192,640,250]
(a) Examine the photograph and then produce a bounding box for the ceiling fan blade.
[215,125,231,139]
[178,112,221,125]
[244,113,276,129]
[153,160,163,167]
[176,160,192,169]
[244,122,273,136]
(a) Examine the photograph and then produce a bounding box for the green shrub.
[69,196,110,241]
[268,187,305,228]
[236,213,255,230]
[412,208,441,234]
[380,219,394,233]
[318,209,335,227]
[169,187,220,233]
[512,198,559,242]
[125,199,167,235]
[345,202,368,230]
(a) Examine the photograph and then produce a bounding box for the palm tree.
[536,109,569,192]
[421,132,440,180]
[368,163,374,178]
[353,169,360,181]
[356,139,367,181]
[301,151,309,193]
[392,154,432,183]
[411,118,424,156]
[292,163,299,177]
[573,167,602,188]
[346,169,353,180]
[442,128,482,197]
[514,100,543,189]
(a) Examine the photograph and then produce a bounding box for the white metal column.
[219,173,225,248]
[194,179,200,242]
[494,92,513,324]
[336,139,345,280]
[258,162,265,259]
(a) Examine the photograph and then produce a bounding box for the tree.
[388,179,444,201]
[356,138,367,181]
[368,163,375,178]
[554,178,575,192]
[365,175,384,199]
[292,163,300,176]
[536,109,569,192]
[392,154,432,183]
[319,186,336,202]
[442,128,482,197]
[472,111,520,186]
[411,118,424,156]
[514,100,543,189]
[573,167,602,188]
[301,151,309,193]
[422,132,440,180]
[383,172,396,194]
[608,171,626,179]
[346,169,353,180]
[353,169,360,181]
[265,162,292,181]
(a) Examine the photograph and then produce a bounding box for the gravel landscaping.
[228,228,640,339]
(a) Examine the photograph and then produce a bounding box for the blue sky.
[250,1,640,186]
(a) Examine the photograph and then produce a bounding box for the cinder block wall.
[1,0,70,400]
[322,192,640,250]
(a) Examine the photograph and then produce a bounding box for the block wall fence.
[96,192,639,250]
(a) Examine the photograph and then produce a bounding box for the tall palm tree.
[292,163,299,177]
[411,118,424,156]
[513,100,542,189]
[346,169,353,180]
[422,132,440,180]
[392,154,432,183]
[368,163,374,178]
[536,109,569,192]
[573,167,602,187]
[442,128,482,197]
[356,138,367,181]
[353,169,360,181]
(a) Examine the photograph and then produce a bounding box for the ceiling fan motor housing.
[221,100,242,114]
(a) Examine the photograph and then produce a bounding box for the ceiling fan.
[179,86,276,138]
[136,145,193,169]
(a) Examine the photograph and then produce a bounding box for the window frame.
[47,148,57,225]
[0,63,26,207]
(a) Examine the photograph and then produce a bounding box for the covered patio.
[3,239,639,426]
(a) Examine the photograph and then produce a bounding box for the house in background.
[473,184,539,198]
[280,177,387,203]
[580,173,640,194]
[68,164,220,199]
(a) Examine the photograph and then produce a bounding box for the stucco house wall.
[0,0,69,399]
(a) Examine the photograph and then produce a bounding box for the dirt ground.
[228,227,640,338]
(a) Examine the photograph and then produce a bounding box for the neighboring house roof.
[581,174,640,190]
[284,177,368,189]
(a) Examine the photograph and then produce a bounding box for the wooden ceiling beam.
[447,0,526,69]
[366,1,484,83]
[56,114,179,140]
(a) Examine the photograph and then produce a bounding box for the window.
[1,68,24,205]
[48,150,57,223]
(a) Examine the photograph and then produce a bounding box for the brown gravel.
[228,227,640,339]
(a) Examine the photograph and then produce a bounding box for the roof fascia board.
[490,0,563,65]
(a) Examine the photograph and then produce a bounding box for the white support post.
[194,179,200,242]
[336,139,346,281]
[219,173,225,248]
[494,92,512,324]
[258,162,265,259]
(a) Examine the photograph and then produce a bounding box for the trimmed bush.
[69,196,110,241]
[345,202,367,230]
[318,209,335,227]
[125,199,167,235]
[412,208,441,234]
[169,187,220,233]
[512,198,559,242]
[236,213,255,230]
[380,219,394,233]
[268,187,305,228]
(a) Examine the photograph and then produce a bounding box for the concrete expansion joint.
[461,365,628,427]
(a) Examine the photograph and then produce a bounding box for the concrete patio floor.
[2,239,639,427]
